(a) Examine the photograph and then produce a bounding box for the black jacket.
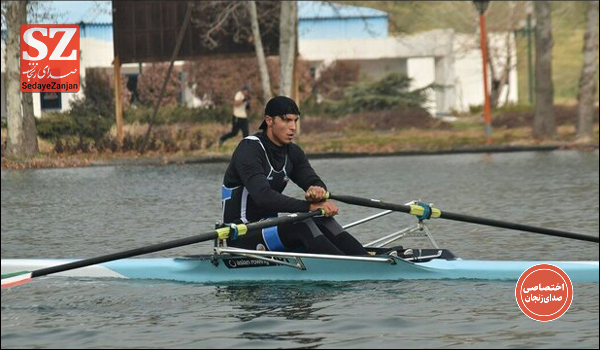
[221,132,326,223]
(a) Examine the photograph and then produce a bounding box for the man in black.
[219,85,250,147]
[221,96,367,255]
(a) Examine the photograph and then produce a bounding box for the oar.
[326,193,599,243]
[1,210,324,289]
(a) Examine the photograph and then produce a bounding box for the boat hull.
[2,257,598,283]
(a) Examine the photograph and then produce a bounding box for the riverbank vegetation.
[1,64,598,169]
[2,102,597,169]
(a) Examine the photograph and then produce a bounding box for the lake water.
[2,150,599,348]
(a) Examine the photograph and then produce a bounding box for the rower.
[220,96,367,255]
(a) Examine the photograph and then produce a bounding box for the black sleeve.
[234,140,311,213]
[288,144,327,192]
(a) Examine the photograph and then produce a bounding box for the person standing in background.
[219,85,251,147]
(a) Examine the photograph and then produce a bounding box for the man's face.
[265,114,299,146]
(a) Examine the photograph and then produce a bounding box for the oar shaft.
[328,194,599,243]
[31,210,323,278]
[32,231,219,278]
[439,211,599,243]
[329,194,412,213]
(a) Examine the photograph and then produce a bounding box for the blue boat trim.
[2,254,598,284]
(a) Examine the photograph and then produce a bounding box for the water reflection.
[212,282,354,347]
[214,282,348,322]
[239,330,324,348]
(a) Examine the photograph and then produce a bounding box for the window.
[126,74,139,103]
[40,92,62,109]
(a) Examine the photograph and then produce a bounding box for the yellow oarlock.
[409,204,441,219]
[216,224,248,240]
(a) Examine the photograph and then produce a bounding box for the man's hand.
[309,201,339,217]
[305,186,327,203]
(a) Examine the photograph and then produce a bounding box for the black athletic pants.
[227,217,368,256]
[220,116,249,142]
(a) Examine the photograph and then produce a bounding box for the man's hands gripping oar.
[325,193,599,243]
[1,210,324,289]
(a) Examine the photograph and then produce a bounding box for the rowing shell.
[2,250,598,284]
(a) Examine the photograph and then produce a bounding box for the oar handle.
[327,193,599,243]
[31,210,324,279]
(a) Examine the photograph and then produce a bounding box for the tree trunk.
[6,1,39,157]
[532,1,555,140]
[485,34,500,109]
[488,32,513,108]
[576,0,599,143]
[247,1,272,104]
[21,91,38,153]
[279,1,297,97]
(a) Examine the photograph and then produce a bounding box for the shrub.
[114,123,226,153]
[124,105,233,125]
[314,61,360,100]
[68,70,116,148]
[492,105,599,128]
[301,108,450,134]
[36,112,78,140]
[320,73,433,116]
[137,63,181,107]
[69,97,114,146]
[84,69,116,117]
[35,69,116,152]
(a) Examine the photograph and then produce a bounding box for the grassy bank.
[2,115,598,169]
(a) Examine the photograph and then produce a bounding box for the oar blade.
[1,271,33,290]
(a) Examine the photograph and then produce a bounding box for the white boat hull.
[2,256,598,283]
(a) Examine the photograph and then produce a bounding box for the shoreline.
[2,142,597,170]
[90,144,573,167]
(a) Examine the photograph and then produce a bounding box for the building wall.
[299,29,456,61]
[354,58,408,81]
[407,57,437,115]
[453,33,518,112]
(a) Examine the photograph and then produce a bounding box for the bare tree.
[279,1,297,97]
[247,1,272,102]
[5,1,38,157]
[533,1,555,140]
[190,1,277,104]
[576,0,599,143]
[486,1,517,109]
[193,1,246,50]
